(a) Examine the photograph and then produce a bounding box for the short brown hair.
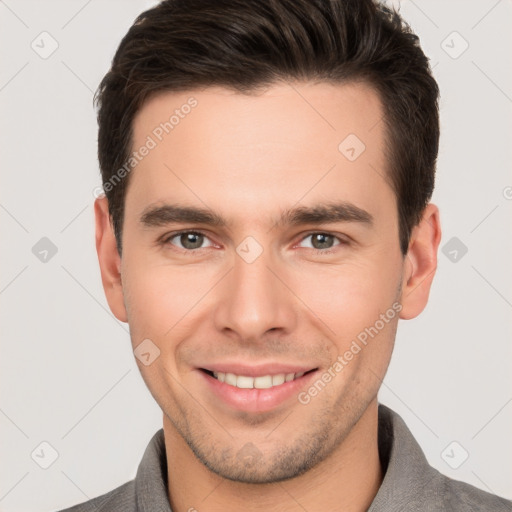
[95,0,439,256]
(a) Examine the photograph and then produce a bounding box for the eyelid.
[161,229,217,251]
[294,231,350,250]
[160,229,350,252]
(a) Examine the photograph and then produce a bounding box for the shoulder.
[55,480,135,512]
[55,428,168,512]
[373,404,512,511]
[405,465,512,512]
[432,470,512,512]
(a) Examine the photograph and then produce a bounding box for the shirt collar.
[368,404,437,511]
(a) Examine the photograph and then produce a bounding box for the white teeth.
[224,372,237,386]
[236,375,254,389]
[254,375,273,389]
[272,374,285,386]
[211,371,308,389]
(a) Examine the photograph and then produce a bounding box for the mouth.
[197,366,319,413]
[200,368,317,389]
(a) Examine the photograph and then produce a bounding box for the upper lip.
[199,363,317,377]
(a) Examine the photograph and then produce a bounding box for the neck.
[163,399,383,512]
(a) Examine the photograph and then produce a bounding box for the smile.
[198,367,318,413]
[207,370,308,389]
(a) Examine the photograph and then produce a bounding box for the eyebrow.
[139,201,374,229]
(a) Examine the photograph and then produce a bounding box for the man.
[59,0,512,510]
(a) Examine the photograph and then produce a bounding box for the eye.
[162,231,215,251]
[297,232,346,252]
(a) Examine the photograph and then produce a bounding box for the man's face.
[116,82,406,482]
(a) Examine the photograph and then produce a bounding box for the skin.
[95,81,441,512]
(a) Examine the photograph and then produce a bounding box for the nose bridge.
[213,244,297,340]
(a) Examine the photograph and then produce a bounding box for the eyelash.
[160,230,349,255]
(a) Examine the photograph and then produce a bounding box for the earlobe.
[94,196,128,323]
[399,203,442,320]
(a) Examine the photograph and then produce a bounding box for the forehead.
[126,81,393,229]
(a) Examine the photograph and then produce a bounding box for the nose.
[213,247,298,342]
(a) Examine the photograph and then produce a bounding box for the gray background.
[1,1,511,510]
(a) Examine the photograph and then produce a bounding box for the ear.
[94,196,128,323]
[399,203,442,320]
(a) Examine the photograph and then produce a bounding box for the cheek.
[291,258,400,337]
[122,259,219,340]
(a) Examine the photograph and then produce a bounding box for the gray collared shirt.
[57,404,512,511]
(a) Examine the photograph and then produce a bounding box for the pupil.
[182,233,202,249]
[314,234,331,249]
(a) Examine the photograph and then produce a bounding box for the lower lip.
[198,370,318,413]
